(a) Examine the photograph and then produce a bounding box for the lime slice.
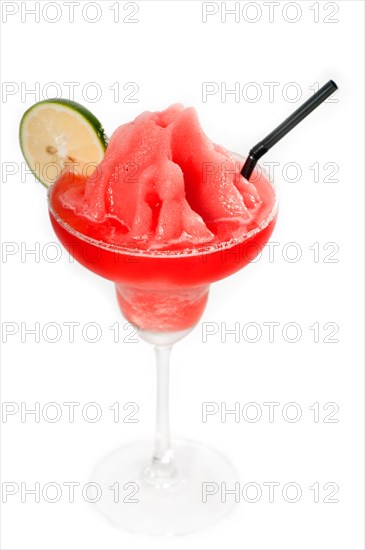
[19,99,108,187]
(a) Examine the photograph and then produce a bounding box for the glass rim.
[47,162,278,259]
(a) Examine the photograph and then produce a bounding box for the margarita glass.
[48,158,277,535]
[20,82,337,535]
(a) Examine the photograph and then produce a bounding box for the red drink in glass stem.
[47,105,278,535]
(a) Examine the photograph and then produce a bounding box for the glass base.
[90,439,238,535]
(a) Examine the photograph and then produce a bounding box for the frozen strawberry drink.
[49,105,277,331]
[47,102,279,535]
[20,81,335,534]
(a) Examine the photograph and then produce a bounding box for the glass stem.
[154,346,172,460]
[143,345,178,488]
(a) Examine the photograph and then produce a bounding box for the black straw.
[241,80,338,180]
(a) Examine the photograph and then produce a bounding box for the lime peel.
[19,98,108,188]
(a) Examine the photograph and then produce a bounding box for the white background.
[1,1,364,549]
